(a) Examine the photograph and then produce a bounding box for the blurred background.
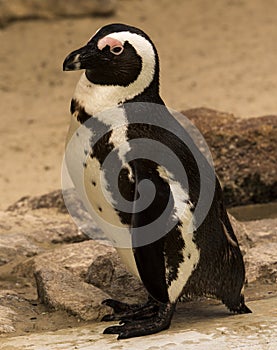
[0,0,277,208]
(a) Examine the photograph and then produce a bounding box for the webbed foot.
[103,302,175,339]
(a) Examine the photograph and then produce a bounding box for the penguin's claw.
[103,325,122,335]
[101,314,116,322]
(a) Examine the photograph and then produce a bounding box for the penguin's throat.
[72,73,126,117]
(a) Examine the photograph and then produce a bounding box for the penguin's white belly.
[65,116,140,278]
[83,156,140,277]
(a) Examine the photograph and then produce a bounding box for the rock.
[33,241,114,320]
[6,189,103,241]
[0,0,117,27]
[34,264,111,321]
[6,190,67,214]
[33,240,114,279]
[1,189,276,330]
[244,218,277,241]
[0,232,41,266]
[0,305,16,334]
[0,209,88,267]
[243,218,277,284]
[86,252,148,304]
[179,108,277,206]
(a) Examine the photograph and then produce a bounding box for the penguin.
[63,23,251,339]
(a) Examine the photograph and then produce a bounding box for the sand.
[1,0,277,209]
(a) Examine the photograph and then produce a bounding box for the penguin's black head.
[63,23,159,90]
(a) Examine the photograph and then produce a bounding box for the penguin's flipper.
[130,160,174,304]
[133,242,169,303]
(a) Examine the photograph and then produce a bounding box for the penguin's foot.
[103,302,175,339]
[101,297,159,322]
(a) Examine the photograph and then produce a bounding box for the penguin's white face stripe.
[73,31,156,116]
[105,31,156,94]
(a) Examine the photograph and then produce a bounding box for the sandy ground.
[1,0,277,209]
[1,293,277,349]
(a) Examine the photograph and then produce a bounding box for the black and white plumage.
[63,23,251,339]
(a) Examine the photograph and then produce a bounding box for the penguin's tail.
[237,303,252,314]
[227,294,252,314]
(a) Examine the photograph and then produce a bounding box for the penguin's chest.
[65,114,139,276]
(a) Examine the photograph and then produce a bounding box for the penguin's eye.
[110,45,124,55]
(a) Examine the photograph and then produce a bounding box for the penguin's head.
[63,23,159,95]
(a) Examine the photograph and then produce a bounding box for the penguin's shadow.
[173,299,231,326]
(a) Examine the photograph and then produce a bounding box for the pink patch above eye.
[97,36,123,51]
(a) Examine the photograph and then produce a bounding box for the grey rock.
[34,240,114,279]
[0,0,117,27]
[0,209,89,267]
[34,263,111,321]
[0,232,41,266]
[86,252,148,304]
[33,241,114,320]
[244,218,277,284]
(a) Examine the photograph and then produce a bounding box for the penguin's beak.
[63,44,96,71]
